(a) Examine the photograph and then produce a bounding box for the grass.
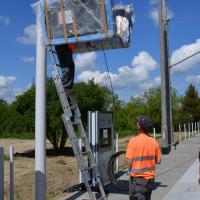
[4,155,17,161]
[4,155,10,161]
[114,130,137,138]
[56,159,66,165]
[0,132,34,139]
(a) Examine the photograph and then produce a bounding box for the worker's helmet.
[136,115,152,133]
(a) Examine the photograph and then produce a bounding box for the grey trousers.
[129,177,154,200]
[55,45,75,89]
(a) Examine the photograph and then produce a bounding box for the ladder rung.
[89,164,97,169]
[65,89,75,96]
[56,64,61,67]
[70,105,78,110]
[72,121,80,125]
[49,49,57,54]
[81,167,89,172]
[81,151,92,156]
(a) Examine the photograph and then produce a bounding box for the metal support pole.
[198,122,200,135]
[10,145,14,200]
[192,122,194,136]
[115,133,119,172]
[0,147,4,200]
[195,122,197,135]
[159,0,172,154]
[184,124,186,141]
[188,123,191,138]
[178,124,181,143]
[153,128,156,140]
[35,3,47,200]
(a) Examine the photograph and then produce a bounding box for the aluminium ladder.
[48,47,107,200]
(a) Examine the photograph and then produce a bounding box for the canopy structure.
[38,0,134,52]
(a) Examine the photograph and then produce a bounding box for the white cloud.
[17,24,36,45]
[21,56,35,63]
[0,76,16,102]
[186,75,200,85]
[0,76,16,88]
[149,7,174,26]
[150,0,157,6]
[0,15,10,26]
[77,51,158,89]
[170,39,200,73]
[75,52,97,71]
[141,76,161,91]
[149,9,159,26]
[167,9,174,20]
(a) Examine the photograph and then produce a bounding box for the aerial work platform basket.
[38,0,134,53]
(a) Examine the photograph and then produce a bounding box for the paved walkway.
[163,159,200,200]
[62,136,200,200]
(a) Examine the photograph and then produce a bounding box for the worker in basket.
[55,44,75,90]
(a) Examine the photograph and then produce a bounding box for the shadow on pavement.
[15,146,75,158]
[153,182,168,190]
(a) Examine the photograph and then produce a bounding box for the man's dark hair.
[136,115,152,133]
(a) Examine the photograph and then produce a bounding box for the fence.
[175,122,200,144]
[0,145,14,200]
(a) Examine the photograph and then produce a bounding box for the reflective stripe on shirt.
[130,166,155,173]
[133,156,156,162]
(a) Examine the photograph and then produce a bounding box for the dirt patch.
[0,139,79,200]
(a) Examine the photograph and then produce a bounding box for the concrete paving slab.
[151,136,200,200]
[163,159,200,200]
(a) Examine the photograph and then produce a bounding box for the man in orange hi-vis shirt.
[55,44,76,90]
[126,116,161,200]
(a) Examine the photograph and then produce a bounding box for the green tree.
[46,78,65,149]
[46,78,113,149]
[0,99,8,135]
[182,84,200,122]
[74,80,113,125]
[143,88,161,131]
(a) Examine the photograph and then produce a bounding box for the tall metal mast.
[159,0,172,154]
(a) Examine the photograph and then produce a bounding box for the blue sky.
[0,0,200,102]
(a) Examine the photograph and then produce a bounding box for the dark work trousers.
[55,44,75,89]
[129,176,154,200]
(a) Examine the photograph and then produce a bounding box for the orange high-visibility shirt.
[126,133,161,179]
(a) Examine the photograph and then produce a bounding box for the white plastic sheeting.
[37,0,135,52]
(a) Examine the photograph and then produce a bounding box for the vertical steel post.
[188,123,191,138]
[153,128,156,140]
[192,123,194,136]
[159,0,172,154]
[184,124,186,141]
[35,3,47,200]
[0,147,4,200]
[116,133,119,172]
[10,145,14,200]
[179,124,181,143]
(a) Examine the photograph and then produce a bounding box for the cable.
[107,151,129,191]
[169,50,200,69]
[170,17,200,21]
[101,41,117,109]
